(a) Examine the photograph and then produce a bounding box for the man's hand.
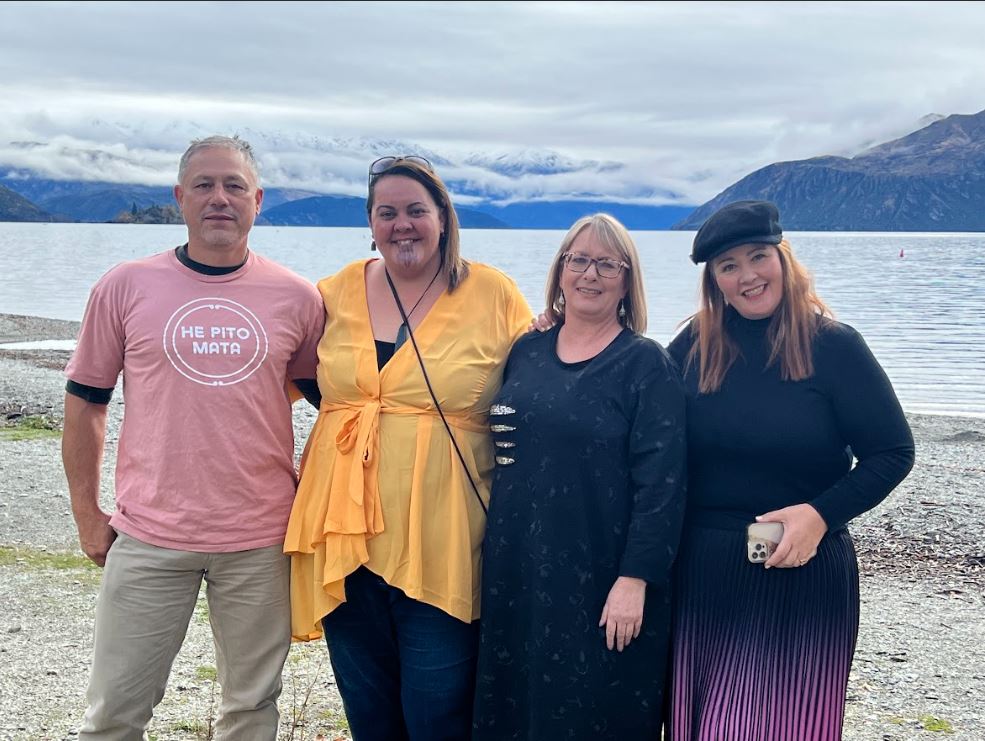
[599,576,646,651]
[63,392,112,567]
[75,509,116,566]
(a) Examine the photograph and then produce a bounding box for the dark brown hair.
[366,160,468,291]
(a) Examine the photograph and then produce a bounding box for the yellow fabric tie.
[330,401,382,531]
[317,400,487,541]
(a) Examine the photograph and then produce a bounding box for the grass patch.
[170,719,208,735]
[0,414,61,441]
[0,545,96,571]
[193,591,211,625]
[195,665,218,681]
[319,707,350,732]
[919,715,954,733]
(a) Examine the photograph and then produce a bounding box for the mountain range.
[0,175,324,223]
[0,184,57,222]
[3,109,985,230]
[673,109,985,231]
[260,195,510,229]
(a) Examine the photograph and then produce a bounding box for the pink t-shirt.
[65,249,325,552]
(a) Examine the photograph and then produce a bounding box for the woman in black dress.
[473,213,687,740]
[667,200,915,740]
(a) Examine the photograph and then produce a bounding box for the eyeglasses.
[562,252,629,279]
[368,155,433,185]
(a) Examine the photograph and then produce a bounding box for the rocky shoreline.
[1,313,983,740]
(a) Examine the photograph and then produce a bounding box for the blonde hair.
[544,213,647,333]
[685,239,832,393]
[366,159,469,291]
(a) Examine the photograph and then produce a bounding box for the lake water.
[2,222,983,418]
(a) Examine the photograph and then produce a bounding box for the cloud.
[2,1,984,204]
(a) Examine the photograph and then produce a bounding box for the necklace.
[386,265,442,349]
[402,265,442,320]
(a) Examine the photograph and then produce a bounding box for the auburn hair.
[684,239,832,393]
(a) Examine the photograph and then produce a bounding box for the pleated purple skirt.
[668,527,859,741]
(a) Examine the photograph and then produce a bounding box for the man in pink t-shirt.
[62,135,324,739]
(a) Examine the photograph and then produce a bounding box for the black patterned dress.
[473,326,687,740]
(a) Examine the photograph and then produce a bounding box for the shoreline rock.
[0,313,80,344]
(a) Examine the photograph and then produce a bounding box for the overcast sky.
[2,0,984,205]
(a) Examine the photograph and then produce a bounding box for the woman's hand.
[528,312,555,333]
[599,576,646,651]
[757,503,828,569]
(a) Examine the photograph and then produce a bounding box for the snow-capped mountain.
[0,121,691,227]
[462,149,620,177]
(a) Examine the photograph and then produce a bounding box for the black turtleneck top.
[667,311,914,533]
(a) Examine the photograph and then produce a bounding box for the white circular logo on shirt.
[162,298,269,386]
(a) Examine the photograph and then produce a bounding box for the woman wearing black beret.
[666,200,915,740]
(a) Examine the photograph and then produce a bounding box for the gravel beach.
[1,312,982,740]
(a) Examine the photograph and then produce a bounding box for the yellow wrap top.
[285,259,532,640]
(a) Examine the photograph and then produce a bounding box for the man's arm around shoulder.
[62,392,115,566]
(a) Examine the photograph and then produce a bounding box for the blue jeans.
[321,567,479,741]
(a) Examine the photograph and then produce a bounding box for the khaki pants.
[79,532,291,741]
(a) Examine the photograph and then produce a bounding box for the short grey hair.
[177,135,259,184]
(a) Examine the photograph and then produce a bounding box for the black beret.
[690,200,783,264]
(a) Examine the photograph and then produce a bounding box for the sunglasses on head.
[368,156,433,185]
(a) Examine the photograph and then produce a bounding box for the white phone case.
[746,522,784,564]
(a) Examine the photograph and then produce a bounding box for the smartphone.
[746,522,784,564]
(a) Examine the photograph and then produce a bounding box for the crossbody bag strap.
[384,268,488,514]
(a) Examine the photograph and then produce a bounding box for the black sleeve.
[619,349,688,584]
[65,379,114,405]
[293,378,322,410]
[808,324,915,530]
[666,323,693,370]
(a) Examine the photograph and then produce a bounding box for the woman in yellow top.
[285,156,532,740]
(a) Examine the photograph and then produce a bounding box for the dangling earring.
[371,240,377,251]
[618,300,626,319]
[558,293,565,307]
